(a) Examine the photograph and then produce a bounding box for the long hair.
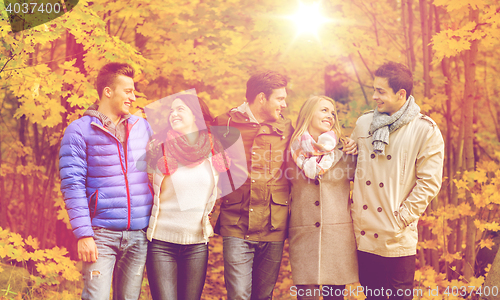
[146,94,216,172]
[291,95,344,144]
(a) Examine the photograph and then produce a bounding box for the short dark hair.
[374,62,413,100]
[96,63,135,99]
[165,94,214,132]
[245,71,288,104]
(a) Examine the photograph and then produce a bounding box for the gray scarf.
[369,95,420,155]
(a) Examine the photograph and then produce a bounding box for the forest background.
[1,0,500,299]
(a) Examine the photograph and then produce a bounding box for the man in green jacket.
[214,71,293,300]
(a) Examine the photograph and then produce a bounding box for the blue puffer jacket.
[59,114,153,240]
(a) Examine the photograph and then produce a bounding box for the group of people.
[59,61,444,300]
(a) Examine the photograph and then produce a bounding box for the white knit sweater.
[147,158,219,244]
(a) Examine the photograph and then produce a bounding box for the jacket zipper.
[89,190,98,219]
[91,119,139,230]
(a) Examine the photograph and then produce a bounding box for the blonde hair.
[291,95,344,144]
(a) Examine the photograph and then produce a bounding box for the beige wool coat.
[288,147,359,285]
[351,112,444,257]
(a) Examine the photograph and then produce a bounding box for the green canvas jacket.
[214,103,294,241]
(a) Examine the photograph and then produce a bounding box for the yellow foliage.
[25,236,39,250]
[478,161,499,173]
[418,239,440,250]
[474,220,500,232]
[443,252,462,263]
[0,226,81,293]
[479,238,495,250]
[453,179,469,190]
[8,233,25,247]
[484,264,492,276]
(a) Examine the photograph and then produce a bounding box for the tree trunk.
[419,0,436,270]
[56,30,87,257]
[419,0,432,97]
[402,0,409,68]
[408,0,416,72]
[19,114,31,237]
[0,127,5,229]
[481,249,500,300]
[442,56,459,279]
[462,7,479,280]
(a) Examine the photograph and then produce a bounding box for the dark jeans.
[358,251,416,300]
[296,285,346,300]
[146,239,208,300]
[223,236,284,300]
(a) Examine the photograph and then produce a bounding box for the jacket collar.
[229,102,288,134]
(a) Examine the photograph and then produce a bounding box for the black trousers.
[357,251,416,300]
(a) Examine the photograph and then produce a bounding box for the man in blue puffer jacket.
[59,63,153,300]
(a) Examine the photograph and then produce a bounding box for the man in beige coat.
[351,62,444,300]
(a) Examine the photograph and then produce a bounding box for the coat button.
[252,180,255,183]
[371,153,375,159]
[377,207,382,212]
[361,230,365,235]
[387,155,392,160]
[315,222,320,227]
[363,205,368,210]
[379,182,384,187]
[315,201,320,206]
[250,208,254,212]
[366,181,371,185]
[374,233,379,238]
[315,179,319,185]
[394,211,399,216]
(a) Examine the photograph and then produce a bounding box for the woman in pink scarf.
[146,94,229,300]
[288,95,358,300]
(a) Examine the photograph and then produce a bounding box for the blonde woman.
[288,95,358,300]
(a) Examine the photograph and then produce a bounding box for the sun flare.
[288,1,329,36]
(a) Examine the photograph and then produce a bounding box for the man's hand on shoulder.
[78,237,98,263]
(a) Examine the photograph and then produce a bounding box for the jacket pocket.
[270,185,289,231]
[89,190,98,219]
[220,189,244,225]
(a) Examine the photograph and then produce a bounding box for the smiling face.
[169,98,198,135]
[106,75,136,118]
[308,99,336,140]
[260,87,287,122]
[372,76,406,116]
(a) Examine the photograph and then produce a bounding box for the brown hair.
[164,94,214,132]
[245,71,288,104]
[374,62,413,99]
[96,63,135,99]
